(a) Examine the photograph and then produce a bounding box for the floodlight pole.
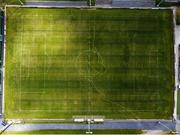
[0,121,13,134]
[18,0,24,5]
[0,8,4,12]
[157,121,174,132]
[86,119,93,134]
[88,121,90,132]
[89,0,91,7]
[156,0,164,7]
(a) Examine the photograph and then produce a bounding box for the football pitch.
[5,7,174,119]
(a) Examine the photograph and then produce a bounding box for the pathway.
[5,120,175,131]
[25,1,87,7]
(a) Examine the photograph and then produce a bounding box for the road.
[174,8,180,121]
[173,8,178,121]
[25,0,155,7]
[172,7,180,134]
[25,1,87,7]
[5,120,175,131]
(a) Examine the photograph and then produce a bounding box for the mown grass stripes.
[5,8,174,119]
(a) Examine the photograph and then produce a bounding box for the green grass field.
[25,0,87,2]
[5,7,174,119]
[26,0,86,1]
[2,129,143,134]
[177,90,180,115]
[176,9,180,25]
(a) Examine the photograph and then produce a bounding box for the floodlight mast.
[86,119,93,134]
[157,121,175,133]
[0,8,4,12]
[17,0,24,5]
[156,0,164,7]
[89,0,91,7]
